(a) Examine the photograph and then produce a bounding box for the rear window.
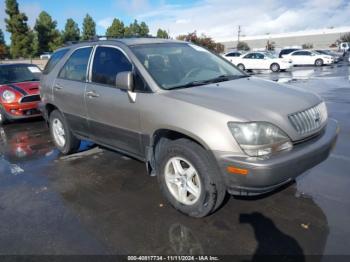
[43,48,69,75]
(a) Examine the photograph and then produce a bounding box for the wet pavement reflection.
[0,59,349,257]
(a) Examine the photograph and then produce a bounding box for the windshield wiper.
[168,80,211,90]
[168,74,249,90]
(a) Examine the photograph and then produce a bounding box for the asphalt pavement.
[0,60,349,259]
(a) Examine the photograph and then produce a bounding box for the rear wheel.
[270,63,280,72]
[156,138,226,217]
[49,110,80,154]
[237,64,245,71]
[315,59,323,66]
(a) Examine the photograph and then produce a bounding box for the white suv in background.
[229,51,292,72]
[284,50,334,66]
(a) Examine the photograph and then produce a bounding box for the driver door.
[254,53,267,69]
[291,51,305,65]
[304,51,315,64]
[85,46,142,156]
[242,53,255,69]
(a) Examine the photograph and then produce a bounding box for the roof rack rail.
[63,35,157,45]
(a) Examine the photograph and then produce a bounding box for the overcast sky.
[1,0,350,43]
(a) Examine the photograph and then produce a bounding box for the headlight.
[2,90,16,103]
[228,122,293,157]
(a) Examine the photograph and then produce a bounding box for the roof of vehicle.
[62,37,184,48]
[289,49,314,53]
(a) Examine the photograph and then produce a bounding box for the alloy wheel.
[52,118,66,147]
[164,157,202,205]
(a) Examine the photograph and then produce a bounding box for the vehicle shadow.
[240,212,305,262]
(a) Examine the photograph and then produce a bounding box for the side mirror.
[115,71,134,91]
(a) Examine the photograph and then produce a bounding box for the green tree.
[62,18,80,42]
[237,41,250,51]
[123,20,149,37]
[0,29,8,59]
[5,0,35,58]
[123,26,133,37]
[34,11,61,54]
[139,21,149,37]
[129,19,141,36]
[156,28,169,39]
[0,29,5,45]
[177,31,224,53]
[106,18,124,38]
[82,14,96,40]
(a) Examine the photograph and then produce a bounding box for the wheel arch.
[145,128,211,176]
[44,103,59,123]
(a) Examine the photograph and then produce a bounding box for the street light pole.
[237,25,241,49]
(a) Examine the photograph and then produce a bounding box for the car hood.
[2,81,40,96]
[163,77,322,140]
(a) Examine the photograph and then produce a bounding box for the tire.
[315,59,323,66]
[270,63,280,72]
[237,64,245,71]
[49,110,80,154]
[156,138,226,217]
[0,107,9,125]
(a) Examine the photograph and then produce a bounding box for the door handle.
[86,90,100,98]
[54,84,63,90]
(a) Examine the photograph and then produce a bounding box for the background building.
[221,26,350,52]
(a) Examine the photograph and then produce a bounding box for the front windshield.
[0,65,41,85]
[131,43,246,90]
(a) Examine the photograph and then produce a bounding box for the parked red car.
[0,63,42,125]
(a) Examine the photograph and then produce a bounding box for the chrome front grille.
[289,102,328,135]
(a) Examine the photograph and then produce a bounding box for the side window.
[256,53,264,59]
[226,52,239,57]
[292,51,302,56]
[91,46,132,86]
[43,49,69,75]
[58,47,92,81]
[304,51,311,56]
[243,53,253,59]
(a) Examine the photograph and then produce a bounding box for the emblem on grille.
[314,112,320,122]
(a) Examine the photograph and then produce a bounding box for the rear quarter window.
[42,48,69,75]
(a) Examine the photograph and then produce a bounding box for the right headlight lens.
[2,90,16,103]
[228,122,293,157]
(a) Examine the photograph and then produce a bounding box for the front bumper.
[1,101,41,120]
[214,119,339,196]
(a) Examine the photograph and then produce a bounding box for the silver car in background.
[39,38,339,217]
